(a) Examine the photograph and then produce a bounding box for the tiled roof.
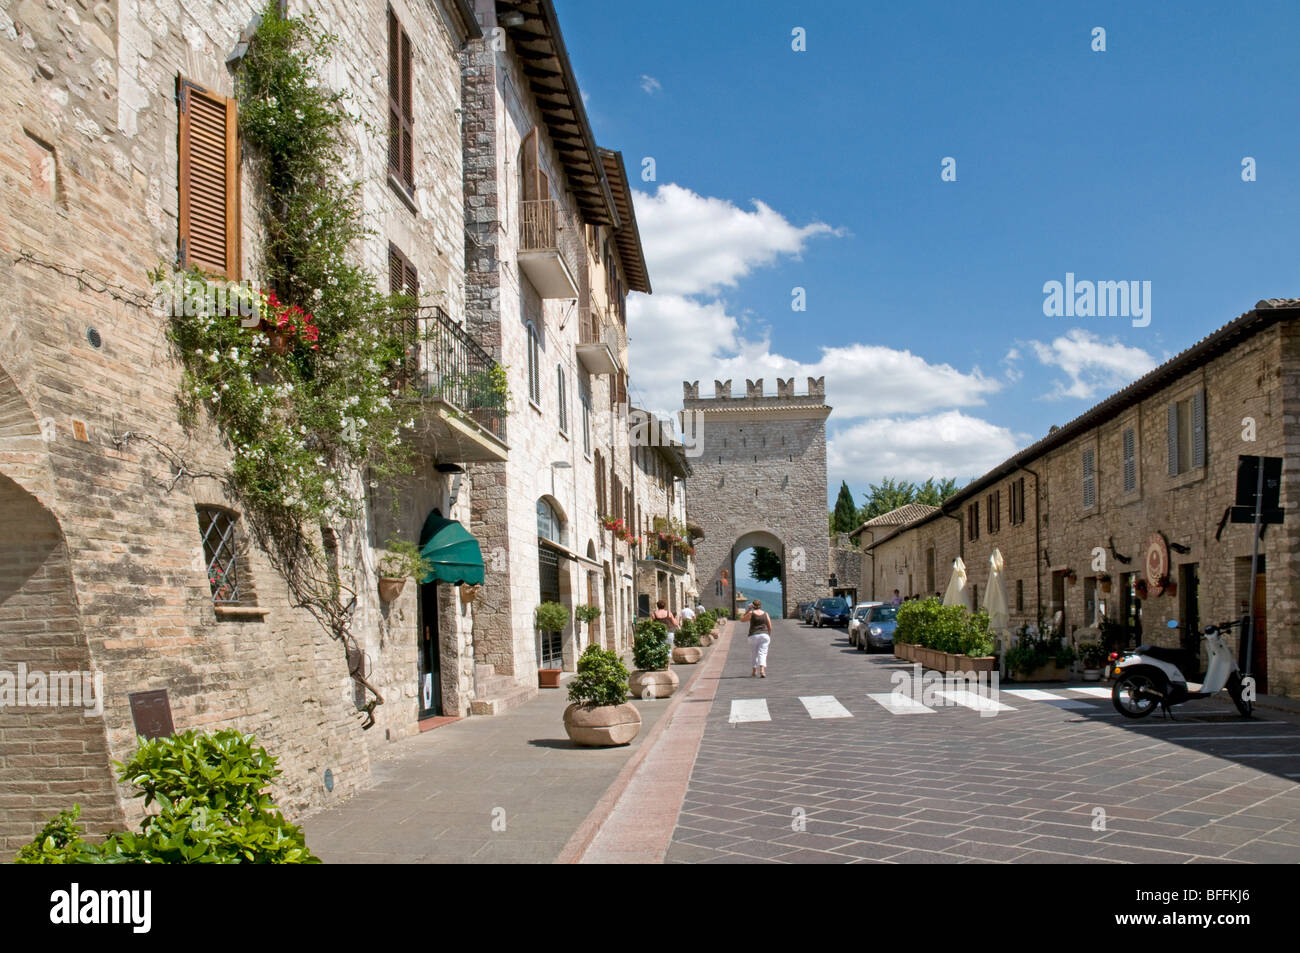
[853,503,939,533]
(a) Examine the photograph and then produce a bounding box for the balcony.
[518,199,579,299]
[393,306,509,463]
[576,299,623,375]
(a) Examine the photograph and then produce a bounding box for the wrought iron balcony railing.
[393,306,507,443]
[520,198,559,252]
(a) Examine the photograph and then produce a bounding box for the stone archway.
[729,529,786,619]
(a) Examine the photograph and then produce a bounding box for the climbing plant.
[161,2,424,726]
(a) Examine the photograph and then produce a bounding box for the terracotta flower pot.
[672,646,702,665]
[629,668,678,699]
[563,702,641,747]
[378,577,406,602]
[538,668,563,689]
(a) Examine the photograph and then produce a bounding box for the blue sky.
[557,0,1300,525]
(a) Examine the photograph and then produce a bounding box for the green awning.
[417,513,485,586]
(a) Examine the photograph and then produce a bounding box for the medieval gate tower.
[682,378,831,618]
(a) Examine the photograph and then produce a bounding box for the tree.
[915,477,959,507]
[859,476,961,522]
[748,546,781,583]
[831,480,859,535]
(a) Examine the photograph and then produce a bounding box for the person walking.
[741,600,772,677]
[890,589,903,607]
[652,600,679,648]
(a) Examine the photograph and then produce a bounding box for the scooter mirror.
[1167,619,1179,628]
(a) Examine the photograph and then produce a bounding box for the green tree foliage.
[567,644,630,708]
[858,477,961,522]
[632,618,670,671]
[747,546,782,583]
[831,480,859,535]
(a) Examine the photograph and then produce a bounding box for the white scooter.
[1111,618,1254,719]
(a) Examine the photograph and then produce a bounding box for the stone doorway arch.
[729,529,787,620]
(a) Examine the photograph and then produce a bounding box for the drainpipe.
[1022,465,1043,621]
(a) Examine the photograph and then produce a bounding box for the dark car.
[797,601,815,624]
[813,597,851,628]
[856,604,899,652]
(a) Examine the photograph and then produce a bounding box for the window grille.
[198,506,248,605]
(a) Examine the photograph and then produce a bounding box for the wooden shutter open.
[1191,388,1206,469]
[178,78,239,279]
[1122,428,1136,492]
[1082,448,1096,508]
[1167,403,1180,476]
[388,8,413,189]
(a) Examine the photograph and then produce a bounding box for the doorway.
[418,580,442,717]
[1178,563,1200,655]
[1237,556,1267,693]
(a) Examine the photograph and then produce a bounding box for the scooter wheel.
[1228,674,1254,719]
[1112,672,1160,718]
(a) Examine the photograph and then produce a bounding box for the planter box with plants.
[535,601,570,688]
[563,644,640,747]
[892,599,996,673]
[1005,621,1076,682]
[628,618,677,698]
[1077,641,1106,681]
[377,538,434,602]
[671,617,703,664]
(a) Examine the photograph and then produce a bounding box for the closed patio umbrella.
[942,557,967,607]
[983,548,1011,636]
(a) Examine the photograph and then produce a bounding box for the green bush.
[534,601,570,633]
[15,730,318,864]
[567,644,630,708]
[895,598,994,656]
[1078,641,1106,667]
[574,604,602,625]
[674,617,701,648]
[632,618,670,671]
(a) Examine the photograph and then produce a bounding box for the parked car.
[813,597,851,628]
[847,602,884,647]
[856,604,899,652]
[796,602,815,624]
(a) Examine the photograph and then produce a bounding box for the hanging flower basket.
[378,577,406,602]
[460,583,481,604]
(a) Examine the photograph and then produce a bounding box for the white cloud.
[639,74,661,94]
[632,184,838,297]
[827,411,1029,486]
[1027,329,1157,400]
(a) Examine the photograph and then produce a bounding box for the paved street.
[665,619,1300,864]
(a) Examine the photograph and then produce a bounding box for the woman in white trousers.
[741,600,772,677]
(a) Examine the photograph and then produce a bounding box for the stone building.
[461,0,651,711]
[0,0,488,858]
[684,377,831,618]
[629,413,693,617]
[849,503,940,601]
[864,301,1300,699]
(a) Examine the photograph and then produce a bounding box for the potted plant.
[535,601,570,688]
[1065,568,1078,585]
[628,618,677,698]
[563,645,641,747]
[574,603,602,647]
[672,617,703,664]
[1097,572,1112,594]
[1078,641,1106,681]
[377,538,433,602]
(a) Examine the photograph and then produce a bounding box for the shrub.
[15,730,318,864]
[674,617,701,648]
[1078,641,1106,667]
[895,599,995,657]
[632,618,670,671]
[378,538,433,580]
[574,604,602,625]
[535,601,570,633]
[567,644,630,708]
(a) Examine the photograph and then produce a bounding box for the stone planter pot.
[563,702,642,747]
[538,668,563,689]
[1083,668,1102,681]
[629,668,678,699]
[958,655,997,673]
[378,577,406,602]
[698,633,714,647]
[672,646,702,665]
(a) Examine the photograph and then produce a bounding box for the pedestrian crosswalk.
[728,686,1115,724]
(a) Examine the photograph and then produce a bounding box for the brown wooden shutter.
[388,243,418,298]
[178,78,239,279]
[388,8,413,189]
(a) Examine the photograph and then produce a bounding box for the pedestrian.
[890,589,902,607]
[680,602,696,624]
[652,599,679,648]
[741,599,772,677]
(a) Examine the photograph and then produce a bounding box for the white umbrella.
[983,548,1010,635]
[942,557,967,607]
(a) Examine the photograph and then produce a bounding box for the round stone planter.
[628,668,678,699]
[563,702,642,747]
[698,633,713,647]
[672,646,703,665]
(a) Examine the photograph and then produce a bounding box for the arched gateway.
[682,378,831,618]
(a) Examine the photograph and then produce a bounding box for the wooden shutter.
[1082,448,1096,509]
[388,8,413,189]
[1191,388,1206,469]
[388,243,417,297]
[178,78,239,279]
[1167,403,1180,476]
[1122,427,1136,492]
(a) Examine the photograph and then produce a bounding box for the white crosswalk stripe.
[728,699,771,723]
[935,689,1017,712]
[867,692,936,714]
[1066,686,1113,698]
[1003,689,1094,709]
[798,695,854,719]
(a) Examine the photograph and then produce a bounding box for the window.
[580,381,591,456]
[387,7,414,191]
[926,548,935,593]
[1168,388,1205,476]
[1016,579,1024,612]
[388,243,418,298]
[556,365,568,434]
[1009,476,1025,525]
[536,497,562,543]
[1122,426,1137,492]
[1082,447,1096,509]
[967,502,980,541]
[526,322,540,405]
[986,491,1000,533]
[178,78,240,278]
[198,506,252,606]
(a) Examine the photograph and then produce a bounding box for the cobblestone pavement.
[666,619,1300,864]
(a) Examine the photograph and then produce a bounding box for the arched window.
[526,322,540,405]
[556,364,568,434]
[537,497,563,544]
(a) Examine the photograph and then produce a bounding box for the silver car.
[857,604,899,653]
[847,602,884,647]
